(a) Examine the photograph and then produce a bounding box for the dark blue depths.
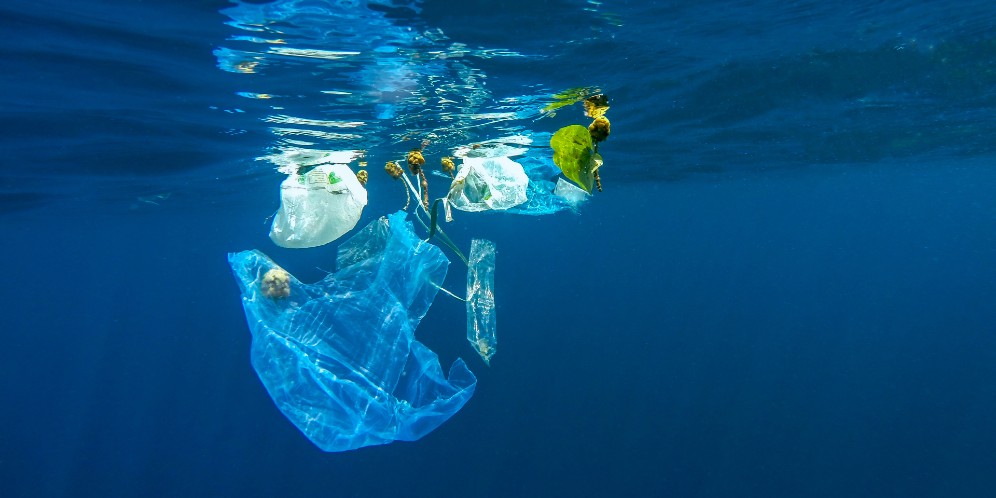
[2,0,996,497]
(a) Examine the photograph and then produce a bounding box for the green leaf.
[550,125,597,193]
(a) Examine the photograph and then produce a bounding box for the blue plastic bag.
[229,211,476,452]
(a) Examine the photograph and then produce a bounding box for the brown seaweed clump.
[406,149,426,175]
[406,149,430,209]
[261,268,291,299]
[384,161,410,210]
[441,156,455,178]
[385,161,404,179]
[588,116,610,143]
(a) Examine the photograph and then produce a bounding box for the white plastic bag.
[447,156,528,212]
[269,163,367,248]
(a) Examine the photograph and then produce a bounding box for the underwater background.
[3,0,996,496]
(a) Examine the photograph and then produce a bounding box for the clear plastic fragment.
[466,239,497,364]
[553,177,591,211]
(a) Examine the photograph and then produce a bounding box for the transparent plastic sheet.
[552,177,590,212]
[229,211,476,452]
[466,239,497,365]
[506,155,590,216]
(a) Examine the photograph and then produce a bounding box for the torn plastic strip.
[466,238,497,365]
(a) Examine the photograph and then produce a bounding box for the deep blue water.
[3,0,996,496]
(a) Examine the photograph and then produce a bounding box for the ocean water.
[3,0,996,496]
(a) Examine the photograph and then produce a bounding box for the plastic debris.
[499,155,587,216]
[447,156,528,212]
[466,239,497,365]
[269,163,367,248]
[553,177,590,211]
[444,135,589,216]
[229,211,477,452]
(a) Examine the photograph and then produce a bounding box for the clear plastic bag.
[447,156,528,212]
